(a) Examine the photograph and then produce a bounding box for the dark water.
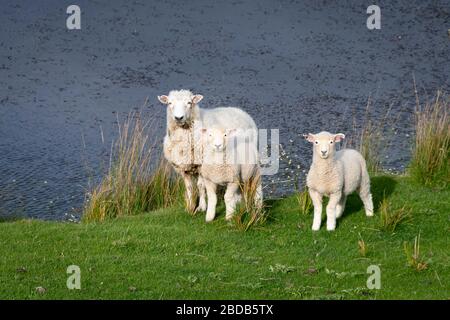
[0,0,449,220]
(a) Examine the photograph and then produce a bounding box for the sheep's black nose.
[175,116,184,121]
[321,151,327,155]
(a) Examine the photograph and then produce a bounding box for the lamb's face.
[158,90,203,127]
[202,128,236,153]
[304,131,345,159]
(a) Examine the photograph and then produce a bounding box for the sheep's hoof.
[326,225,336,231]
[225,215,233,221]
[366,211,374,217]
[205,214,215,223]
[312,225,321,231]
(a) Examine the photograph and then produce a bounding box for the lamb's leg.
[359,188,374,217]
[224,182,239,221]
[309,189,323,231]
[182,173,196,213]
[326,192,341,231]
[196,175,207,212]
[359,171,374,217]
[204,179,218,222]
[335,195,347,219]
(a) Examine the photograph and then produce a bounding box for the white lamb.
[158,89,258,214]
[304,131,374,231]
[200,127,263,222]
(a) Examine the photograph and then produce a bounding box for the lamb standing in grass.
[304,131,373,231]
[200,128,263,222]
[158,89,258,214]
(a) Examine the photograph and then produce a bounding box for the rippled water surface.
[0,0,449,220]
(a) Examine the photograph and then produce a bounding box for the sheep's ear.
[192,94,203,104]
[334,133,345,142]
[158,95,169,104]
[303,133,315,143]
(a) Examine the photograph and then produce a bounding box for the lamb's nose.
[175,116,184,121]
[215,144,222,149]
[321,150,327,155]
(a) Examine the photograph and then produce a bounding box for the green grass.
[0,175,448,299]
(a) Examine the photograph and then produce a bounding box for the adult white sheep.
[303,131,374,231]
[158,89,258,214]
[200,127,262,222]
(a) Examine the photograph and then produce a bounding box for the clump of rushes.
[409,91,449,188]
[296,184,312,216]
[83,111,184,223]
[404,233,428,271]
[232,175,266,231]
[378,197,412,233]
[356,97,391,173]
[148,159,185,210]
[359,119,382,173]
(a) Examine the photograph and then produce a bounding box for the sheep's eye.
[315,141,318,144]
[330,141,333,144]
[188,102,192,105]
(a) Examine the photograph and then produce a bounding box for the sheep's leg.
[204,179,218,222]
[224,182,239,220]
[326,192,341,231]
[359,170,374,216]
[182,173,196,213]
[359,189,374,217]
[309,189,323,231]
[196,175,207,212]
[335,195,347,219]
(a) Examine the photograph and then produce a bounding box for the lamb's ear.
[192,94,203,104]
[334,133,345,142]
[157,95,169,105]
[303,133,315,143]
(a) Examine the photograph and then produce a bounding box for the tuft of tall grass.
[83,112,184,223]
[409,91,449,188]
[296,186,312,216]
[232,174,266,231]
[358,240,367,257]
[378,197,412,233]
[358,234,368,257]
[353,97,394,173]
[403,233,428,271]
[358,119,382,173]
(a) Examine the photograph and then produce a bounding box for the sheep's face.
[202,128,236,153]
[304,131,345,159]
[158,90,203,127]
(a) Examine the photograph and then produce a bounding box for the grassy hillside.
[0,175,448,299]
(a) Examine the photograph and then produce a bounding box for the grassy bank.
[0,175,448,299]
